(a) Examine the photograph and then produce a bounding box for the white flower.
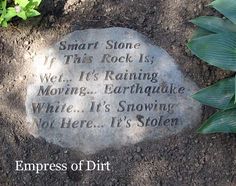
[15,6,21,13]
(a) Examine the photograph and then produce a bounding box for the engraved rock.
[26,27,202,154]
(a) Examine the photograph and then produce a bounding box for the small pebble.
[24,41,30,46]
[137,146,141,153]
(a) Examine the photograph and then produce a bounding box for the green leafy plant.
[0,0,41,27]
[187,0,236,134]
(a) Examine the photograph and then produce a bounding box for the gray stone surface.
[26,27,202,154]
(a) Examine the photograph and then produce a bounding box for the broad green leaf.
[25,0,41,10]
[5,7,17,21]
[30,0,41,7]
[26,9,40,18]
[14,0,29,8]
[17,10,27,20]
[198,109,236,133]
[191,27,213,40]
[187,33,236,71]
[192,77,235,109]
[210,0,236,24]
[190,16,236,33]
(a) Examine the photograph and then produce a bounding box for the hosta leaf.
[192,77,235,109]
[191,27,213,40]
[198,109,236,133]
[187,33,236,71]
[210,0,236,24]
[190,16,236,33]
[227,96,236,109]
[235,75,236,103]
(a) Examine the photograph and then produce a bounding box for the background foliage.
[188,0,236,133]
[0,0,41,27]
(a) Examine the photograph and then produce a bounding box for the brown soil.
[0,0,236,185]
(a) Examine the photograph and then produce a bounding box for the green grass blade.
[192,77,235,109]
[198,109,236,133]
[187,33,236,71]
[190,16,236,33]
[191,27,213,40]
[210,0,236,24]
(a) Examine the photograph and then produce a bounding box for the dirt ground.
[0,0,236,185]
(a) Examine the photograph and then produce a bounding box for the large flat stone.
[26,27,202,154]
